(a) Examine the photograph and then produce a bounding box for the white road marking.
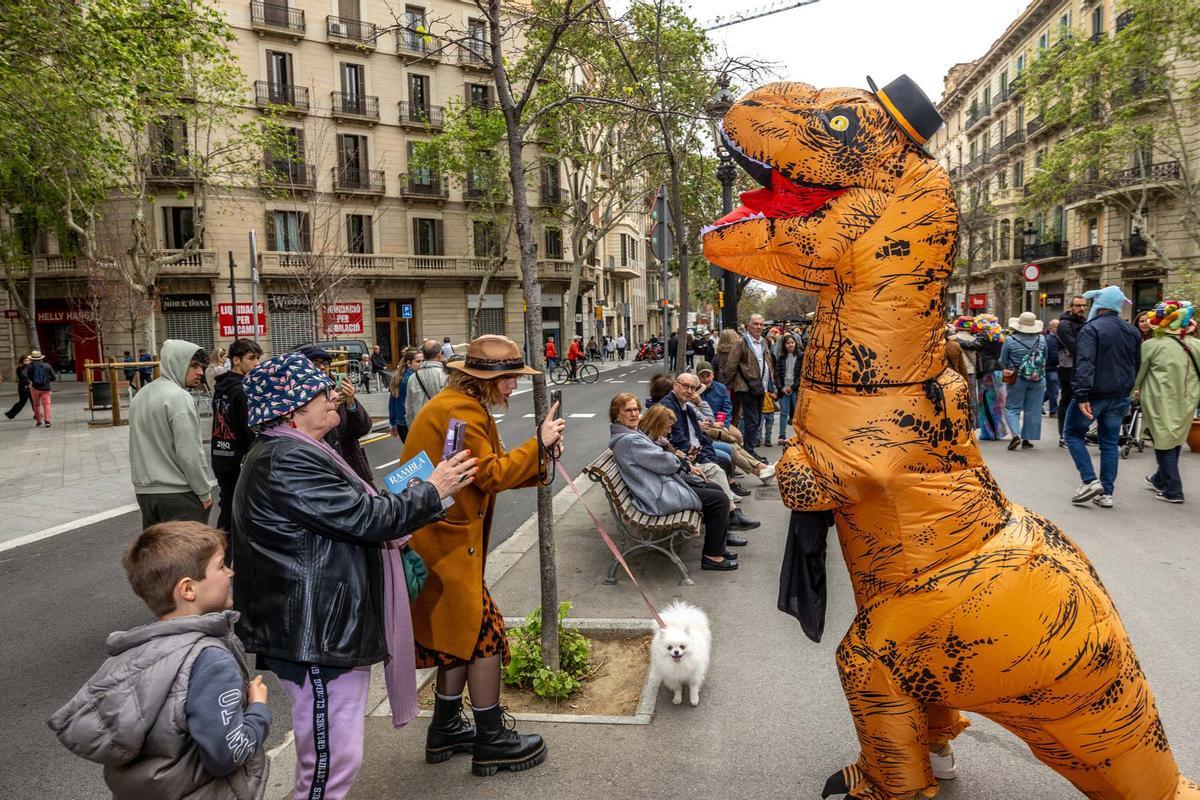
[568,413,596,418]
[377,457,402,469]
[0,504,141,553]
[637,380,650,383]
[523,413,535,418]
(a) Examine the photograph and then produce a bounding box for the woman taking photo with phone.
[402,334,566,778]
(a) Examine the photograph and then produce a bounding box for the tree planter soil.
[418,632,652,717]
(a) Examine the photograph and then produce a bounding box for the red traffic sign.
[1023,263,1041,282]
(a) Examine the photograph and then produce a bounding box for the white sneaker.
[930,746,957,780]
[1092,494,1113,509]
[758,464,776,481]
[1071,480,1103,504]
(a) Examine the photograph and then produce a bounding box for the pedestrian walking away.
[1000,312,1047,450]
[5,353,33,420]
[234,351,477,800]
[1056,296,1088,442]
[210,338,263,540]
[402,335,563,777]
[1135,300,1200,503]
[26,350,56,427]
[616,333,627,361]
[129,340,215,527]
[1064,287,1142,508]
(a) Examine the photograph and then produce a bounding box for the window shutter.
[295,128,306,160]
[412,218,420,254]
[435,220,444,255]
[265,212,277,250]
[301,212,312,251]
[363,216,373,253]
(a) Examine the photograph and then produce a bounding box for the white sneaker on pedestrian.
[930,746,957,780]
[1092,494,1113,509]
[1072,480,1103,504]
[758,464,775,482]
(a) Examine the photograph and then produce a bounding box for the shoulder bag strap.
[413,370,432,400]
[1169,336,1200,383]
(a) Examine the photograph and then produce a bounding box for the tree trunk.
[489,0,558,672]
[25,273,38,352]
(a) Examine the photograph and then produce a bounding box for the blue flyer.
[384,450,453,508]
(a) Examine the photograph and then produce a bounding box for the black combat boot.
[425,694,475,764]
[470,705,547,776]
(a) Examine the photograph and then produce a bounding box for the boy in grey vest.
[49,522,271,799]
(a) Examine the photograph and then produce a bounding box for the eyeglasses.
[676,381,700,390]
[622,406,641,414]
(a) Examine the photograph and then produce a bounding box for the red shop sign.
[3,309,18,319]
[322,302,363,336]
[217,302,266,337]
[968,293,989,310]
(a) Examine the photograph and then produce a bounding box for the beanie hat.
[244,353,336,428]
[1083,285,1131,321]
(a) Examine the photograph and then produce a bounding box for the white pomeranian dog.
[649,600,711,706]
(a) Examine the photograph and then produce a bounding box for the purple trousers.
[280,664,372,800]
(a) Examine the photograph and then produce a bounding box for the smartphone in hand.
[442,418,467,460]
[550,389,563,420]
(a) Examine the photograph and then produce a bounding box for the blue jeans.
[1151,446,1183,500]
[713,440,734,464]
[1003,377,1046,441]
[1044,371,1059,414]
[1064,397,1130,495]
[776,390,797,439]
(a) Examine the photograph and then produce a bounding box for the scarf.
[259,424,420,728]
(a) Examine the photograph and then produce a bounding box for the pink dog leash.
[554,460,666,629]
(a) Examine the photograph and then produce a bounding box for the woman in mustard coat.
[401,334,565,778]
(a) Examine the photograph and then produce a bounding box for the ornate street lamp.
[707,75,739,332]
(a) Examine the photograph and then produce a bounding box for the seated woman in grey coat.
[607,394,736,572]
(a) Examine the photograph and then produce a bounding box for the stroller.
[1083,399,1145,459]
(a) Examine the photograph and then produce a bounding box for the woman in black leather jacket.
[232,352,477,800]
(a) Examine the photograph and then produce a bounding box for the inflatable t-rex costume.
[702,78,1197,800]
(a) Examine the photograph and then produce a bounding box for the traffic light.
[717,291,725,309]
[650,186,673,262]
[595,305,604,320]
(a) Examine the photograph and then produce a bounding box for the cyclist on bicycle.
[567,335,585,381]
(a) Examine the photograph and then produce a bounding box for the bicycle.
[550,360,599,385]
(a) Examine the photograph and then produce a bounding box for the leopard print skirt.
[414,586,510,668]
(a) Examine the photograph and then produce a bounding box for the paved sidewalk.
[341,442,1199,800]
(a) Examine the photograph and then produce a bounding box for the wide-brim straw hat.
[29,350,44,360]
[1009,311,1044,334]
[446,335,540,380]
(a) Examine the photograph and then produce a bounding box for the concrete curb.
[264,469,598,799]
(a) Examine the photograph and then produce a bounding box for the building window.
[1091,6,1104,36]
[402,4,427,50]
[1016,53,1026,75]
[1059,11,1071,31]
[1037,31,1048,49]
[340,62,366,110]
[268,210,311,251]
[473,220,500,257]
[412,218,443,255]
[467,17,488,60]
[162,206,195,249]
[467,83,491,109]
[407,141,434,186]
[1035,149,1045,169]
[337,134,368,183]
[998,168,1008,190]
[545,228,563,259]
[408,73,430,112]
[1000,219,1011,259]
[346,214,372,254]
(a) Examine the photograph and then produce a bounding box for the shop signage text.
[323,303,364,335]
[217,302,266,337]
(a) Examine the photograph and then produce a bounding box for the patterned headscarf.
[1146,300,1195,335]
[244,353,336,427]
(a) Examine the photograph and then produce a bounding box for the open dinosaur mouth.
[702,130,846,235]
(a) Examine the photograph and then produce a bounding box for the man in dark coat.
[1055,296,1088,441]
[720,313,775,457]
[211,337,263,536]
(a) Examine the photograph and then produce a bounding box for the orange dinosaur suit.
[702,82,1197,800]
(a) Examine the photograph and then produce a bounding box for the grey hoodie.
[608,424,701,516]
[48,611,269,800]
[128,339,216,500]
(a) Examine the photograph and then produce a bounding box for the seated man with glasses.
[658,373,760,533]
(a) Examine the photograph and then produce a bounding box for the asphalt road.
[0,360,659,799]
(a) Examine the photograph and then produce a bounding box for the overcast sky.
[607,0,1032,102]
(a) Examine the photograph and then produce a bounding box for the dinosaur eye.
[828,115,849,132]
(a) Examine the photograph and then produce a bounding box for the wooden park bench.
[584,449,703,586]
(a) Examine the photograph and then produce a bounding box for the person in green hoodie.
[129,339,216,527]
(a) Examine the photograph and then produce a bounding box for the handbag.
[400,544,428,600]
[762,392,777,413]
[1002,368,1018,384]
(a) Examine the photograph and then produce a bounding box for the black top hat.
[866,75,944,151]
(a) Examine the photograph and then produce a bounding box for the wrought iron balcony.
[965,152,989,173]
[1116,9,1134,32]
[326,15,377,48]
[398,101,443,129]
[1027,115,1044,136]
[250,1,305,36]
[1090,30,1105,44]
[1003,129,1025,149]
[965,102,991,130]
[1069,245,1102,265]
[401,176,449,200]
[260,159,316,190]
[1110,160,1181,186]
[332,166,385,194]
[1021,241,1067,261]
[396,29,443,60]
[147,157,194,184]
[254,81,309,112]
[464,185,492,202]
[457,43,490,70]
[539,186,565,206]
[994,87,1011,106]
[331,91,379,121]
[1121,235,1148,258]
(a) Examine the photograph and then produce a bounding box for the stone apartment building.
[930,0,1199,323]
[0,0,651,379]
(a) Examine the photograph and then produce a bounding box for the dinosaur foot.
[821,763,938,799]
